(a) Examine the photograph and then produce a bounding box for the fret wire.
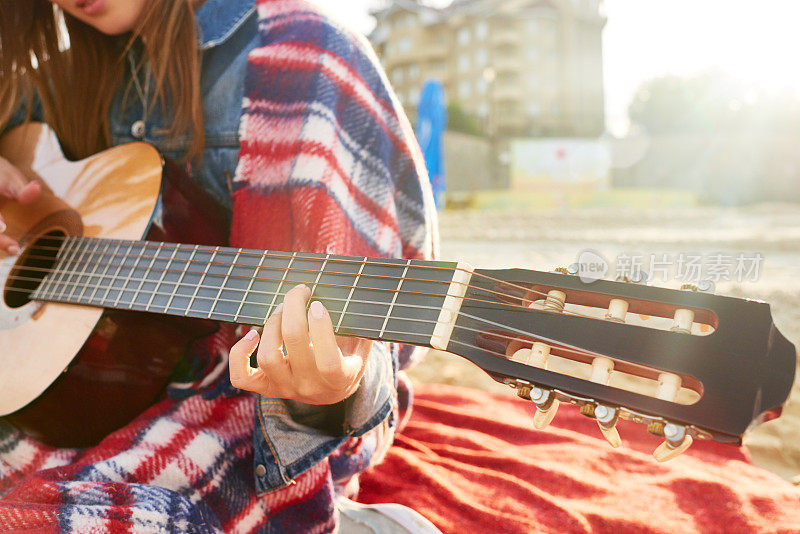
[379,259,411,338]
[63,238,96,303]
[37,237,74,300]
[48,237,81,301]
[165,244,199,314]
[54,238,84,302]
[186,245,217,315]
[112,241,147,308]
[267,251,296,317]
[335,256,366,332]
[126,241,162,310]
[233,252,266,323]
[144,241,180,312]
[73,238,103,304]
[86,239,117,305]
[208,248,241,319]
[310,253,330,295]
[99,241,133,305]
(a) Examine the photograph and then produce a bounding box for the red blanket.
[359,384,800,533]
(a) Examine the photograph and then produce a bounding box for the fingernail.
[273,303,284,315]
[310,300,325,319]
[0,221,6,233]
[7,245,20,255]
[297,284,309,292]
[245,329,258,341]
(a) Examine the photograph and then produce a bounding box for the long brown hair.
[0,0,204,161]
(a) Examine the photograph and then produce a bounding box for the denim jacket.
[4,0,395,495]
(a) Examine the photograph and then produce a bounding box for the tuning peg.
[604,298,628,323]
[586,357,622,446]
[656,372,681,402]
[671,308,694,334]
[593,404,622,448]
[530,290,566,313]
[653,423,693,461]
[510,341,551,368]
[530,386,559,430]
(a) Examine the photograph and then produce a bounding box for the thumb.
[229,329,264,390]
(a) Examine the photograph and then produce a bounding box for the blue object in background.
[416,80,447,210]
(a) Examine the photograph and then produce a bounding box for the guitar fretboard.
[31,237,457,345]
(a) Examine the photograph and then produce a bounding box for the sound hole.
[4,231,66,308]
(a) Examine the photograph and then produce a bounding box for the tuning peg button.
[530,386,559,430]
[594,404,622,448]
[653,423,693,461]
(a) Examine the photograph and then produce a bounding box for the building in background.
[370,0,606,138]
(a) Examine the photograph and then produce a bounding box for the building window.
[476,48,488,68]
[392,68,404,85]
[458,54,471,72]
[398,37,412,54]
[527,101,541,117]
[458,81,472,100]
[475,21,488,41]
[526,19,539,34]
[527,46,538,62]
[477,78,488,94]
[527,72,538,89]
[478,103,489,117]
[410,87,421,105]
[408,63,419,80]
[457,27,471,46]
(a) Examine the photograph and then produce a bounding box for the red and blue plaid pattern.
[0,1,434,531]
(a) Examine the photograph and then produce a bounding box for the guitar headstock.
[445,266,796,461]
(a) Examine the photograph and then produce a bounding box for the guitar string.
[6,278,626,390]
[10,287,603,359]
[16,240,557,309]
[11,243,601,321]
[7,238,671,362]
[7,272,620,364]
[3,277,611,362]
[19,235,591,313]
[4,258,598,324]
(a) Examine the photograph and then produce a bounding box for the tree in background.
[446,101,484,136]
[629,70,800,135]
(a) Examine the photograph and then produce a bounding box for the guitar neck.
[31,236,462,347]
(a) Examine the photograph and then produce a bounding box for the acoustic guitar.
[0,123,796,462]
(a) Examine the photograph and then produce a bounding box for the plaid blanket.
[360,384,800,534]
[0,1,433,531]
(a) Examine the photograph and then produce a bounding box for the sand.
[407,204,800,480]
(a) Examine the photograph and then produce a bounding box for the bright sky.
[321,0,800,135]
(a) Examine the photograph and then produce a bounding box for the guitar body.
[0,124,226,447]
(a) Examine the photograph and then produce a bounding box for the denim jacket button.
[255,464,267,477]
[131,120,146,139]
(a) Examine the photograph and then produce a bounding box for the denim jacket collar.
[196,0,256,49]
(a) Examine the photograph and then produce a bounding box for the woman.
[0,0,437,531]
